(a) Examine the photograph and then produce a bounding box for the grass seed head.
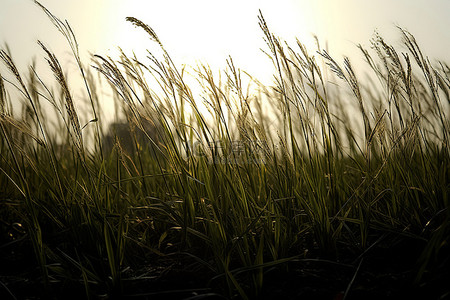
[126,17,162,46]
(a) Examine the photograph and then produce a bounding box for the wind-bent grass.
[0,5,449,299]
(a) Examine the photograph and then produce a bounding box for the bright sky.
[0,0,448,129]
[1,0,449,83]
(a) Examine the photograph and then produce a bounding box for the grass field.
[0,4,449,300]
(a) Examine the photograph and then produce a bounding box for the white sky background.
[0,0,449,124]
[1,0,449,80]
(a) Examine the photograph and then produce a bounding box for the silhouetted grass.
[0,3,449,299]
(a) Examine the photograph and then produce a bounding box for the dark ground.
[1,231,449,300]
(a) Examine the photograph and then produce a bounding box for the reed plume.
[38,40,83,153]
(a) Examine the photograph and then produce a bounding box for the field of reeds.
[0,4,449,300]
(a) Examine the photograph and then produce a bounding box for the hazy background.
[1,0,449,86]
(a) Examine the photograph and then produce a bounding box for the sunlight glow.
[101,0,322,86]
[1,0,449,122]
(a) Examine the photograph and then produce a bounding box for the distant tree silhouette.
[102,117,161,155]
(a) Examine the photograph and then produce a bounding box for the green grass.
[0,4,449,300]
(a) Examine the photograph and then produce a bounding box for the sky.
[1,0,449,81]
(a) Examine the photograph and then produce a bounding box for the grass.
[0,3,449,299]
